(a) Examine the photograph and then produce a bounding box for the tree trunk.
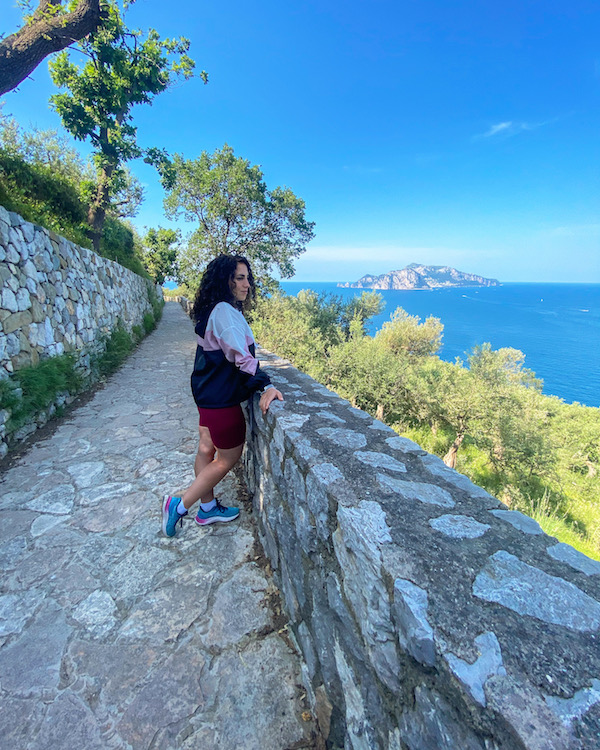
[88,163,114,254]
[376,403,384,421]
[0,0,102,97]
[443,432,465,469]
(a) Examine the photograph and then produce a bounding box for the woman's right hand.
[259,388,283,414]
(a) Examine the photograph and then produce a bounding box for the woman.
[162,254,283,537]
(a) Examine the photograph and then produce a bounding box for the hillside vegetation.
[252,290,600,560]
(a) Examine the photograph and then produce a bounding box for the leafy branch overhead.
[0,0,103,96]
[48,0,203,253]
[162,144,316,290]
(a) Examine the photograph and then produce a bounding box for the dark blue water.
[280,282,600,408]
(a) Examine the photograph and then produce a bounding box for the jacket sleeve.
[209,305,272,393]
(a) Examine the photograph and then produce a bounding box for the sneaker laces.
[214,499,228,514]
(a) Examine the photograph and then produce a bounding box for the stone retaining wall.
[0,206,158,455]
[243,350,600,750]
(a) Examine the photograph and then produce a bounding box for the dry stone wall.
[0,206,157,455]
[243,349,600,750]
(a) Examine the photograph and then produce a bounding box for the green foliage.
[340,290,385,337]
[376,307,443,357]
[143,312,156,334]
[162,144,315,289]
[96,323,134,377]
[0,148,90,246]
[0,113,151,277]
[100,216,149,277]
[49,0,198,250]
[0,354,82,434]
[142,227,179,284]
[253,290,600,560]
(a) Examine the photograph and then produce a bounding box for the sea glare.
[280,282,600,408]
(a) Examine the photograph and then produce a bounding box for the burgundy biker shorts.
[198,404,246,449]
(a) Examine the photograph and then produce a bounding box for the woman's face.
[230,262,251,302]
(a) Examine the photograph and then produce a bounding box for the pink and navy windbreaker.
[191,301,272,408]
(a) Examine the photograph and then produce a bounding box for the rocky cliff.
[338,263,500,290]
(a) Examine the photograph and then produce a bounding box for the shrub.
[97,324,134,377]
[0,354,82,434]
[143,313,156,334]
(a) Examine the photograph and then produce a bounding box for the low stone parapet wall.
[0,206,158,454]
[243,350,600,750]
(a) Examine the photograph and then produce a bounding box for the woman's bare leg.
[195,426,216,504]
[181,442,244,510]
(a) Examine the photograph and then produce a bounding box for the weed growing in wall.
[0,354,82,435]
[96,324,135,378]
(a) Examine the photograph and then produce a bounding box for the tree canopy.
[162,144,316,290]
[48,0,199,251]
[0,0,103,97]
[142,227,179,285]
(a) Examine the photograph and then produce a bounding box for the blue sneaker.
[162,495,187,537]
[194,499,240,526]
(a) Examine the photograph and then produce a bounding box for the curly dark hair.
[190,254,255,322]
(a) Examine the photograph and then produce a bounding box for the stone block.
[392,579,435,666]
[2,309,33,334]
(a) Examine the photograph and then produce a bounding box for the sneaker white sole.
[194,511,240,526]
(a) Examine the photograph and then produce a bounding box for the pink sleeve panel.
[204,304,259,376]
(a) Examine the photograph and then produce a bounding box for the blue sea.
[280,282,600,408]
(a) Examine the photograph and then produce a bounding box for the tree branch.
[0,0,102,96]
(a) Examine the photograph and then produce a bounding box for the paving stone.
[205,635,311,750]
[444,631,507,706]
[71,590,118,639]
[119,574,215,643]
[26,484,74,514]
[0,589,43,637]
[316,427,367,448]
[0,602,71,692]
[0,695,45,749]
[430,514,491,539]
[200,563,270,648]
[473,550,600,632]
[0,304,321,750]
[30,515,67,538]
[115,646,208,748]
[544,678,600,725]
[354,450,406,473]
[28,691,105,750]
[489,509,544,535]
[377,475,455,507]
[547,542,600,576]
[66,461,107,489]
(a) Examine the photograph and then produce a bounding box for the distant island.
[338,263,500,290]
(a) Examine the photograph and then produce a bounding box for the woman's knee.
[215,444,243,471]
[198,440,215,459]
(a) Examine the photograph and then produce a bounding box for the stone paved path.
[0,302,317,750]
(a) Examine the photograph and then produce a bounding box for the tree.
[142,227,179,285]
[376,308,443,357]
[163,144,315,289]
[0,1,103,97]
[48,1,198,252]
[340,291,385,337]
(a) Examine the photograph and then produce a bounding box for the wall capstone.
[243,348,600,750]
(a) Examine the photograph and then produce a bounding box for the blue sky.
[2,0,599,282]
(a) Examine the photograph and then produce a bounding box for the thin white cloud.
[475,119,549,140]
[485,121,514,137]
